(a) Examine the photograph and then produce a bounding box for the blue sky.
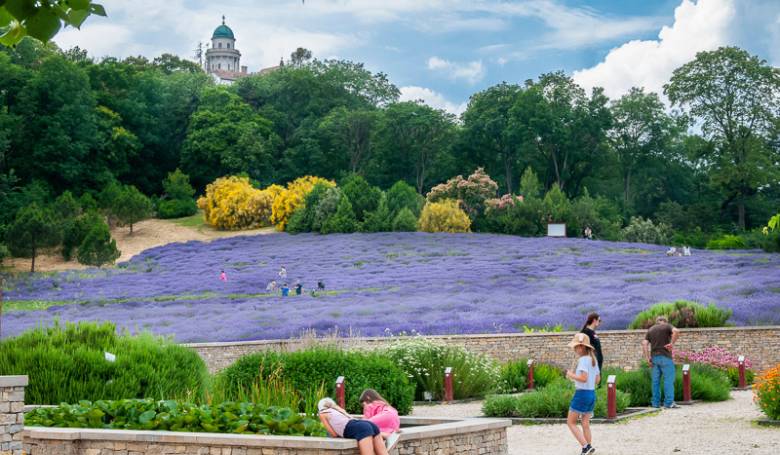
[55,0,780,114]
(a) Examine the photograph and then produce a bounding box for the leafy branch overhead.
[0,0,106,46]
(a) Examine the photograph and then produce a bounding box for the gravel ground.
[411,391,780,454]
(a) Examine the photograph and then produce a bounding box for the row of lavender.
[4,233,780,342]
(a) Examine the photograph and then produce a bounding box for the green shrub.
[216,348,414,415]
[391,207,418,232]
[62,211,103,261]
[706,234,746,250]
[321,195,358,234]
[382,338,499,401]
[628,300,732,329]
[340,174,381,222]
[0,321,208,405]
[77,219,121,267]
[157,198,198,219]
[386,180,423,218]
[726,367,755,387]
[602,363,731,407]
[25,399,325,436]
[621,217,671,244]
[361,194,392,232]
[500,359,564,393]
[483,378,630,418]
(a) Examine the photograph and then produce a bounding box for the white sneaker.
[385,431,401,451]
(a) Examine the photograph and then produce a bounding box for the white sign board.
[104,352,116,363]
[547,223,566,237]
[607,375,616,384]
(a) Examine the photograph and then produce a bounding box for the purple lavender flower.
[4,233,779,342]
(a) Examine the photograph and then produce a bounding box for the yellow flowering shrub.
[754,363,780,420]
[418,199,471,233]
[271,176,335,231]
[197,176,274,230]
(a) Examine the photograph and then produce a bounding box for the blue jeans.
[651,355,676,407]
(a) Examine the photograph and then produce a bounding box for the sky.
[53,0,780,115]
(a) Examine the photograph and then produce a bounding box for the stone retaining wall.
[22,419,510,455]
[186,326,780,373]
[0,376,27,455]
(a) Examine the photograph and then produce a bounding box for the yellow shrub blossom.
[197,176,274,230]
[271,176,335,231]
[418,199,471,233]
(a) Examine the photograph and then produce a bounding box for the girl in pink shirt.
[360,389,400,447]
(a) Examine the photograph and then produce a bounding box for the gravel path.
[412,391,780,454]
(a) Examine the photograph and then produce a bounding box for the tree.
[6,203,62,272]
[62,210,102,261]
[391,207,418,232]
[76,218,120,267]
[113,185,152,234]
[512,72,611,194]
[321,194,357,234]
[289,47,312,67]
[461,83,523,193]
[371,101,456,192]
[152,53,203,74]
[0,1,106,46]
[318,107,378,174]
[609,88,677,212]
[340,173,381,222]
[162,168,195,200]
[181,88,280,188]
[362,194,392,232]
[386,180,422,218]
[665,47,780,230]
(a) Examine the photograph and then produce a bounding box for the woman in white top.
[318,398,390,455]
[565,333,601,455]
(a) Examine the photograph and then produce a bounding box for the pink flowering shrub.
[426,168,498,218]
[674,346,754,386]
[485,194,523,212]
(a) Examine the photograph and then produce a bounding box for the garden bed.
[494,406,658,425]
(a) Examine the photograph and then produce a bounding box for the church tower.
[205,16,244,79]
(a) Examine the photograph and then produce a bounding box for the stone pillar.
[0,376,27,455]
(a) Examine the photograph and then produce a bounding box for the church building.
[204,17,282,85]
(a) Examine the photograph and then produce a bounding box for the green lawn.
[170,210,206,229]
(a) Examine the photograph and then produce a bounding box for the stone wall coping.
[22,418,510,448]
[183,326,780,348]
[23,427,356,449]
[397,418,510,441]
[0,375,29,387]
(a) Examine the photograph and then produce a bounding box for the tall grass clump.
[215,347,414,415]
[500,359,563,392]
[602,363,731,406]
[0,321,208,404]
[381,338,500,401]
[483,378,630,418]
[628,300,732,329]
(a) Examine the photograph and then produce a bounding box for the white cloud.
[399,86,468,115]
[572,0,736,99]
[427,57,485,84]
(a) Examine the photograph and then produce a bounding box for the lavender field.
[4,233,780,342]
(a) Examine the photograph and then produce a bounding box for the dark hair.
[359,388,388,405]
[582,312,600,331]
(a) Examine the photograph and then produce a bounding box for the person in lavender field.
[565,333,600,455]
[281,283,290,297]
[219,270,227,282]
[278,266,287,281]
[580,312,603,372]
[295,280,303,295]
[266,280,278,293]
[642,316,681,409]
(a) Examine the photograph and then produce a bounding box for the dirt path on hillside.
[5,218,276,273]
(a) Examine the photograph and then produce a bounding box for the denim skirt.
[569,389,596,415]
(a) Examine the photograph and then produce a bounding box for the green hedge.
[628,300,732,329]
[500,359,563,392]
[482,379,630,418]
[0,322,208,405]
[157,198,198,219]
[381,338,500,401]
[706,234,746,250]
[602,363,731,406]
[215,348,414,415]
[25,399,324,436]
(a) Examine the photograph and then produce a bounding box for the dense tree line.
[1,39,779,267]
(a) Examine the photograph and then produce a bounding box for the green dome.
[212,24,234,40]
